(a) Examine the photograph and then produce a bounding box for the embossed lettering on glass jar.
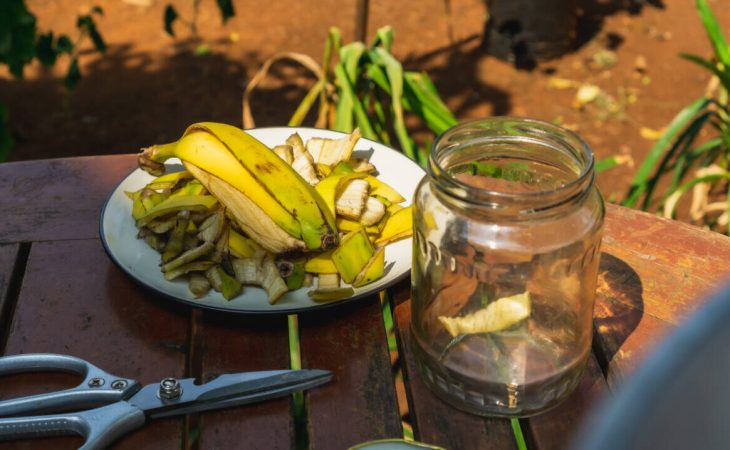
[411,117,604,417]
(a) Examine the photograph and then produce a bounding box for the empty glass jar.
[410,117,604,417]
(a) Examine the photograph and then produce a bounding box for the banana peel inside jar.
[438,291,531,337]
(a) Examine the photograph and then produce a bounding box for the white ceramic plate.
[100,127,426,314]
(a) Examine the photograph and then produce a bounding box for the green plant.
[0,0,105,160]
[243,26,458,166]
[623,0,730,234]
[163,0,235,47]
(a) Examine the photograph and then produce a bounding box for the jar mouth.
[429,117,595,210]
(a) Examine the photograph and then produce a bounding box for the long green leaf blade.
[623,97,710,207]
[681,53,730,91]
[696,0,730,67]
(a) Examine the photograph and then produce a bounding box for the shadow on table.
[592,252,644,377]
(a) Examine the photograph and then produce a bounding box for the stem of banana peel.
[138,141,178,175]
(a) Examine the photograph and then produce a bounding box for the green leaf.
[216,0,235,23]
[595,156,622,173]
[56,35,74,54]
[371,26,394,52]
[194,44,209,56]
[664,172,730,219]
[681,53,730,92]
[667,112,713,194]
[163,5,178,37]
[289,79,324,126]
[91,5,104,16]
[64,57,81,90]
[333,42,366,132]
[696,0,730,67]
[35,32,57,66]
[0,102,13,162]
[76,15,106,52]
[623,97,710,207]
[368,46,418,162]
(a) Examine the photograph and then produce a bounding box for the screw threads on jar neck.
[428,117,595,216]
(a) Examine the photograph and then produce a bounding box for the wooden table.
[1,154,729,450]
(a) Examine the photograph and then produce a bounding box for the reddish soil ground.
[2,0,730,203]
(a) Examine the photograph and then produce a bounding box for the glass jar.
[410,117,604,417]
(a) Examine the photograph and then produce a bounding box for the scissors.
[0,353,331,449]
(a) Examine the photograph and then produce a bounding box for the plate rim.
[99,126,424,315]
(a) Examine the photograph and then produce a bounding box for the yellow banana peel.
[191,122,337,251]
[375,205,413,246]
[352,247,385,288]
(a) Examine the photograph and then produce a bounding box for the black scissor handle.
[0,353,140,417]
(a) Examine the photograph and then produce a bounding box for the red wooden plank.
[602,203,730,323]
[196,310,294,450]
[594,283,674,388]
[0,155,137,244]
[0,239,189,450]
[394,302,518,450]
[524,355,608,450]
[300,297,403,449]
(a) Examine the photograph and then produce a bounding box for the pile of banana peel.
[129,122,412,304]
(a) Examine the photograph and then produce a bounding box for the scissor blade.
[129,369,332,419]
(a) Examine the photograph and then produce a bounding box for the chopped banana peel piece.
[375,205,413,246]
[284,260,306,290]
[308,287,355,303]
[306,128,361,166]
[332,227,374,284]
[286,133,320,186]
[365,175,406,203]
[336,217,380,235]
[315,163,332,178]
[169,180,206,198]
[206,266,242,300]
[317,272,340,289]
[348,157,376,173]
[164,260,216,281]
[352,247,385,287]
[136,195,218,227]
[336,178,370,220]
[332,161,355,175]
[273,144,294,165]
[228,228,259,258]
[438,292,531,337]
[260,254,288,304]
[161,241,214,273]
[188,273,211,298]
[304,250,338,274]
[197,208,225,243]
[232,258,260,285]
[162,210,191,262]
[147,171,193,191]
[360,197,386,226]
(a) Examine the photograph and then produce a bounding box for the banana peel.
[438,292,531,337]
[190,122,337,251]
[140,130,303,243]
[332,227,373,284]
[185,162,307,254]
[352,246,385,288]
[136,194,218,227]
[375,205,413,246]
[365,175,406,203]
